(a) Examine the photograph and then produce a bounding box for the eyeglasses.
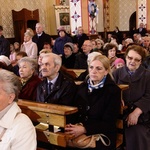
[127,55,141,63]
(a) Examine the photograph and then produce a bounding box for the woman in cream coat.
[20,31,38,59]
[0,69,36,150]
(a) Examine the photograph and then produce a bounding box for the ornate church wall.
[109,0,136,31]
[0,0,49,38]
[0,0,148,38]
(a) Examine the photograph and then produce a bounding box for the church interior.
[0,0,149,43]
[0,0,150,150]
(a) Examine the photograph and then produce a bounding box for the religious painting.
[59,13,70,25]
[88,2,98,19]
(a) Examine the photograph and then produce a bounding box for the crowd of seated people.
[0,22,150,150]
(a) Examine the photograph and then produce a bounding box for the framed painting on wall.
[54,5,70,34]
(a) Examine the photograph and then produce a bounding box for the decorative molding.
[103,0,110,31]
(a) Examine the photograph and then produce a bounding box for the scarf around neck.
[88,75,106,92]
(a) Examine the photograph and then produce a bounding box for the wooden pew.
[18,84,128,149]
[66,69,86,78]
[116,84,129,149]
[17,100,78,148]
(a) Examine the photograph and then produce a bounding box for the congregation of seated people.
[1,21,150,150]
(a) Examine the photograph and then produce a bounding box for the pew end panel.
[116,84,129,149]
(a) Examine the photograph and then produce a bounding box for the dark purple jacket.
[19,75,41,101]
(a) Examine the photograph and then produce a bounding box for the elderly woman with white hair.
[121,38,134,52]
[18,57,41,101]
[20,31,38,59]
[0,69,36,149]
[94,39,104,53]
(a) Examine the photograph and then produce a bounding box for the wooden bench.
[18,84,128,149]
[17,100,78,149]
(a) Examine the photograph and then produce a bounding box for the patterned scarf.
[88,76,106,93]
[20,75,32,87]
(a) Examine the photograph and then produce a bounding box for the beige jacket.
[0,102,36,150]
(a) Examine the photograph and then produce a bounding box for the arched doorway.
[129,11,136,37]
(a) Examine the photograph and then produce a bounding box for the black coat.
[136,27,147,36]
[36,72,77,106]
[74,53,88,69]
[62,53,76,69]
[32,32,51,54]
[73,75,121,150]
[0,35,10,57]
[72,33,89,51]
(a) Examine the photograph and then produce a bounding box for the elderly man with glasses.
[74,40,93,69]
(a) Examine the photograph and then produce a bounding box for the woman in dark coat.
[62,42,76,69]
[65,55,121,150]
[113,45,150,150]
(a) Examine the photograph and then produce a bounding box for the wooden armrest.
[118,84,129,91]
[44,131,74,147]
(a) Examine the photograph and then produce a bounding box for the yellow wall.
[109,0,136,31]
[0,0,149,38]
[81,0,89,34]
[45,0,57,35]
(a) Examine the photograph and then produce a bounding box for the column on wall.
[103,0,110,32]
[147,0,150,31]
[45,0,57,35]
[137,0,147,28]
[69,0,82,35]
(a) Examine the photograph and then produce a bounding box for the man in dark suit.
[36,53,76,106]
[136,22,147,37]
[74,40,93,69]
[32,23,51,54]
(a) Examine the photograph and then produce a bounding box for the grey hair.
[18,57,38,72]
[0,69,21,101]
[36,23,44,30]
[42,53,62,67]
[87,52,102,65]
[125,38,133,43]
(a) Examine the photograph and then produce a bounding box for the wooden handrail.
[17,99,78,148]
[18,99,78,115]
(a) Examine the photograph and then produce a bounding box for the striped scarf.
[88,76,106,93]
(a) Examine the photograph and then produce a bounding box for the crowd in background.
[0,22,150,150]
